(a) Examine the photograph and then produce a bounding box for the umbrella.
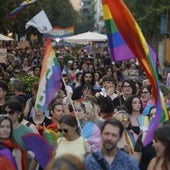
[0,34,14,41]
[63,31,107,44]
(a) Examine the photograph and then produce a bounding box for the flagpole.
[61,78,81,130]
[61,78,92,153]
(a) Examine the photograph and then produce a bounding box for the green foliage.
[0,0,95,38]
[63,55,74,65]
[7,76,39,98]
[20,75,39,95]
[125,0,170,40]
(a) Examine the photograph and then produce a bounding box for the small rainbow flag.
[137,115,149,131]
[35,39,62,112]
[6,0,37,19]
[124,130,135,155]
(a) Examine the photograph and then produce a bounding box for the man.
[72,71,95,100]
[84,119,139,170]
[32,65,41,77]
[10,79,30,108]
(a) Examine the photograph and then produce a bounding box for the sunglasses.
[58,128,69,133]
[4,110,16,115]
[141,91,149,94]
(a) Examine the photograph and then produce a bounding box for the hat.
[0,80,8,91]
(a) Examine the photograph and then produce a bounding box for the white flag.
[25,10,52,33]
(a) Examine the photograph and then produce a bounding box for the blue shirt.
[84,149,139,170]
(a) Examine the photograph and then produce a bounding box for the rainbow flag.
[102,2,157,63]
[124,130,135,155]
[43,26,74,39]
[102,0,169,146]
[6,0,37,19]
[35,39,62,112]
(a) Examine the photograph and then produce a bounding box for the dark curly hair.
[96,95,114,114]
[124,95,143,114]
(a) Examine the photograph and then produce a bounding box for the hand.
[123,144,130,153]
[84,142,92,155]
[27,150,35,160]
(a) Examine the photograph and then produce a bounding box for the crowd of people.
[0,44,170,170]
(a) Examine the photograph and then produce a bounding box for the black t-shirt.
[28,116,52,127]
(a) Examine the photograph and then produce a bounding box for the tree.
[125,0,170,41]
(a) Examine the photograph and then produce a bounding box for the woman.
[113,79,136,108]
[133,105,156,170]
[74,100,101,151]
[48,102,66,132]
[147,126,170,170]
[69,62,80,84]
[124,95,143,136]
[28,96,52,127]
[55,115,90,160]
[0,115,24,170]
[140,85,154,109]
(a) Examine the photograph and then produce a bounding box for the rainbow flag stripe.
[124,130,135,155]
[35,39,62,112]
[6,0,37,19]
[102,1,157,63]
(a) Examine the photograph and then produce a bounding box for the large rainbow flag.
[102,0,157,64]
[6,0,37,19]
[35,39,62,112]
[102,0,169,146]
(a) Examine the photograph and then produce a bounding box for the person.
[124,95,143,136]
[112,79,136,108]
[0,115,25,170]
[113,110,134,155]
[74,100,101,151]
[140,85,154,109]
[72,71,95,100]
[0,80,8,115]
[133,105,156,170]
[48,102,66,132]
[55,114,90,161]
[28,96,52,128]
[147,126,170,170]
[95,94,115,129]
[2,100,37,169]
[96,75,117,100]
[24,82,39,119]
[84,118,139,170]
[32,65,41,77]
[46,154,86,170]
[9,79,30,108]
